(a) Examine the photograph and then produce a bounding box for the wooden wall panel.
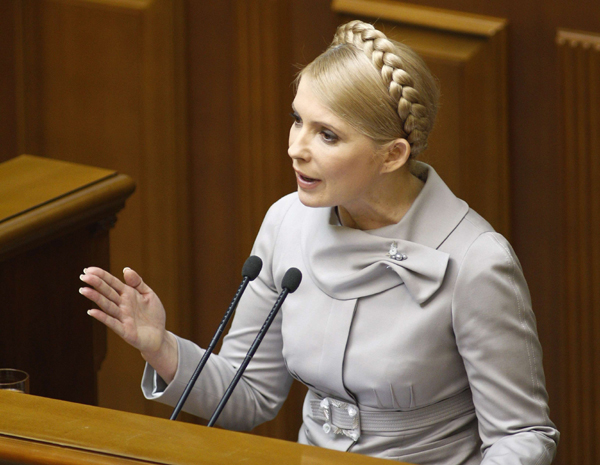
[13,0,190,418]
[332,0,510,236]
[0,2,18,163]
[234,0,306,441]
[186,0,335,441]
[557,28,600,465]
[235,0,297,255]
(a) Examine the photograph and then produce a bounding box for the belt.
[309,389,475,441]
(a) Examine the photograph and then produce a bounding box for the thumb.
[123,267,152,294]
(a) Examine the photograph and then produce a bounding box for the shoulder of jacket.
[444,209,519,270]
[456,230,522,284]
[462,209,496,235]
[263,192,301,224]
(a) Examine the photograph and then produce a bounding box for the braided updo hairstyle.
[298,20,439,158]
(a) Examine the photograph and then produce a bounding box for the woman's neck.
[338,167,424,230]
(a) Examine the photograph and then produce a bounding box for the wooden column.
[557,28,600,465]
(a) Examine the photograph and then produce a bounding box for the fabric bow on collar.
[300,209,450,304]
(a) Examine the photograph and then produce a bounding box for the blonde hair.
[297,20,439,157]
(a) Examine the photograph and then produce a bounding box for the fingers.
[79,285,124,321]
[80,272,121,306]
[122,267,153,294]
[83,267,126,294]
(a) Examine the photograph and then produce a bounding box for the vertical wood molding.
[0,1,18,162]
[557,28,600,465]
[187,0,333,440]
[235,0,297,257]
[332,0,510,237]
[14,0,190,418]
[232,0,305,441]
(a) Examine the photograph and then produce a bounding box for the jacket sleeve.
[141,196,296,430]
[452,232,559,464]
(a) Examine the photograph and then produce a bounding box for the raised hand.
[79,267,178,382]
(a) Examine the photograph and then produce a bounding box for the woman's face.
[288,76,387,216]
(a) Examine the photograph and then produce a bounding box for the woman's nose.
[288,128,309,160]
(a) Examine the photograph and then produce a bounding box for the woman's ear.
[381,138,411,173]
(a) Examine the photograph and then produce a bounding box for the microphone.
[170,255,263,421]
[206,267,302,427]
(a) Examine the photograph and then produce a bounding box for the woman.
[80,20,559,464]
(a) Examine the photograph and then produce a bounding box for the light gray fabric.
[141,163,558,464]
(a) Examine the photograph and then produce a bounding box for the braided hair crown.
[302,20,439,157]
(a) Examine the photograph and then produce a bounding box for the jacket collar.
[299,163,469,304]
[363,162,469,250]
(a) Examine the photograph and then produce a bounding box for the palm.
[79,267,167,354]
[121,292,166,352]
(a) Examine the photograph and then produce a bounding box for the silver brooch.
[387,241,407,261]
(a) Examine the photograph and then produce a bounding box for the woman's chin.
[297,189,330,209]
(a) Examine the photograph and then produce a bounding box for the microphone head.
[281,268,302,293]
[242,256,263,281]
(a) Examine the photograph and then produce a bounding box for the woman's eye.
[321,130,338,143]
[290,111,301,125]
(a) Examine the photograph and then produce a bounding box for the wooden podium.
[0,155,135,406]
[0,390,395,464]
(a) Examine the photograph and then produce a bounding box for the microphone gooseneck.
[207,267,302,427]
[169,255,263,421]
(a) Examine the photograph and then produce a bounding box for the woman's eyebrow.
[290,102,346,136]
[298,111,342,131]
[312,118,344,136]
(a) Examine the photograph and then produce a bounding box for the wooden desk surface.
[0,155,135,260]
[0,391,398,465]
[0,155,116,223]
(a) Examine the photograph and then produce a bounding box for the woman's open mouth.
[296,171,321,189]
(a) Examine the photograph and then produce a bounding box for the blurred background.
[0,1,598,464]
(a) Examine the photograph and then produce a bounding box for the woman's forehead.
[293,77,346,126]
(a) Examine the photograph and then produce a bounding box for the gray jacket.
[142,163,559,464]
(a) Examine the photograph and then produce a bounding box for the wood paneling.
[13,0,190,418]
[190,0,306,440]
[186,0,336,441]
[557,28,600,465]
[0,2,18,163]
[333,0,510,237]
[235,0,297,253]
[234,0,296,437]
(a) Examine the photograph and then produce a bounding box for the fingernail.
[79,287,85,295]
[123,267,131,273]
[83,268,87,274]
[87,310,92,316]
[79,274,85,280]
